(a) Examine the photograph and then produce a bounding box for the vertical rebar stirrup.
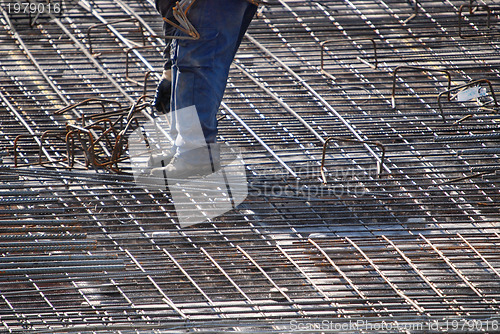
[320,137,386,185]
[437,78,498,123]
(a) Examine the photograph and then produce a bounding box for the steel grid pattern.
[0,0,499,332]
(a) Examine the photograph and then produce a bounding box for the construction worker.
[150,0,258,179]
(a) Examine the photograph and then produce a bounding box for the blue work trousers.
[168,0,257,160]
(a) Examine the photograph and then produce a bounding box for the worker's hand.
[153,70,172,113]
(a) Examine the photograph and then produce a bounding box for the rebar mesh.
[0,0,499,332]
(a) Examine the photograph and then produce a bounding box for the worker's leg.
[169,0,258,164]
[234,4,259,58]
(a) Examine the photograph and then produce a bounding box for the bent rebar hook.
[162,0,200,40]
